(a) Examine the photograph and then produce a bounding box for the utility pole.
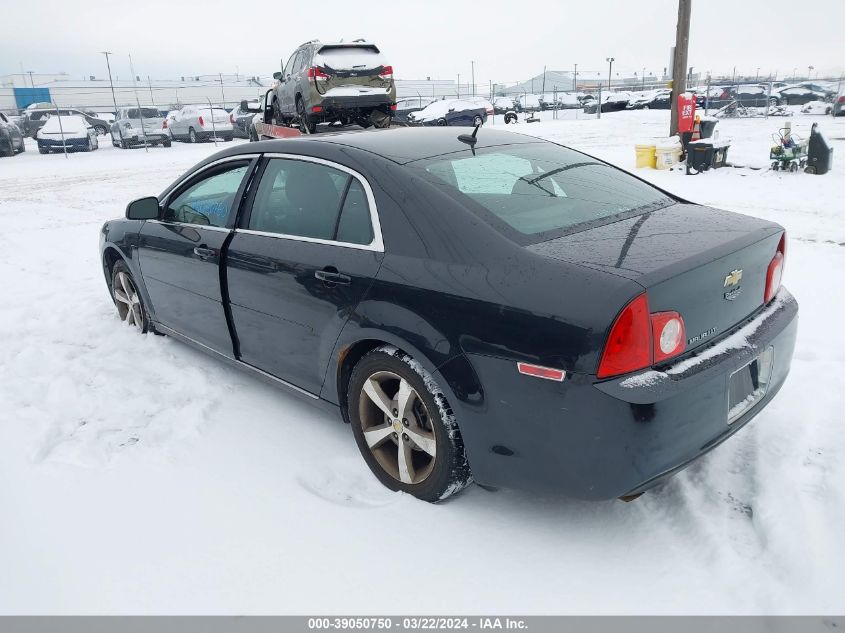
[642,67,646,90]
[808,65,814,80]
[669,0,691,136]
[542,65,546,95]
[128,53,148,152]
[147,76,156,109]
[471,61,475,96]
[573,63,578,91]
[457,73,460,98]
[101,51,123,145]
[755,67,760,82]
[27,71,35,88]
[219,72,226,108]
[606,57,615,90]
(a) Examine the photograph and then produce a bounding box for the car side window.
[283,51,298,77]
[335,179,374,245]
[164,162,249,227]
[247,158,373,245]
[294,48,310,74]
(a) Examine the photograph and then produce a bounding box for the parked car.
[102,127,797,502]
[407,99,487,126]
[774,85,830,106]
[554,92,582,109]
[271,39,396,133]
[393,96,437,123]
[0,112,26,157]
[111,107,171,148]
[834,85,845,117]
[584,91,631,113]
[36,115,98,153]
[166,106,233,143]
[464,96,495,119]
[801,100,833,115]
[493,96,516,114]
[21,107,110,138]
[626,89,671,110]
[89,111,116,124]
[230,102,260,138]
[516,93,542,112]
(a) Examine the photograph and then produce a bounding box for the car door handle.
[315,268,351,286]
[193,246,216,260]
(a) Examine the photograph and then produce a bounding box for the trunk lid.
[529,203,784,355]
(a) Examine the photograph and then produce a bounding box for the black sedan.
[100,128,798,502]
[0,112,26,157]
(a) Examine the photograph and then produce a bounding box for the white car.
[111,107,171,149]
[36,115,98,154]
[167,105,234,143]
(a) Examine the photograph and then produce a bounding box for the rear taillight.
[651,312,686,363]
[162,120,167,128]
[597,293,652,378]
[764,233,786,303]
[198,115,205,127]
[307,66,330,81]
[838,96,845,104]
[379,65,394,80]
[230,113,235,124]
[311,105,323,113]
[597,293,687,378]
[390,103,397,111]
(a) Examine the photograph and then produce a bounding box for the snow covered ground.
[1,110,844,615]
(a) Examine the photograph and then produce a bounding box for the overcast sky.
[3,0,843,84]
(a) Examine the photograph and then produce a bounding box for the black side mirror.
[240,100,262,113]
[126,196,160,220]
[273,71,282,81]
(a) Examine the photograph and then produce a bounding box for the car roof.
[219,127,543,164]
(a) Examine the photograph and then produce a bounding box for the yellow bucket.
[635,144,657,168]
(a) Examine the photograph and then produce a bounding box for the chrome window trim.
[146,219,231,233]
[246,152,385,253]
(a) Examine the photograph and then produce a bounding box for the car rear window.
[126,108,160,119]
[411,143,675,244]
[315,45,383,70]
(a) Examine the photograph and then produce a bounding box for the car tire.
[188,127,197,143]
[85,137,93,152]
[38,146,49,154]
[769,97,779,107]
[18,137,26,153]
[120,139,129,149]
[436,118,447,126]
[110,260,150,333]
[296,98,316,134]
[473,115,483,127]
[94,125,108,136]
[348,346,473,503]
[642,105,650,110]
[163,139,172,147]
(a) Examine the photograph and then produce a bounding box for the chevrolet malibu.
[99,128,798,502]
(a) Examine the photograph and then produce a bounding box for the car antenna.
[458,122,481,153]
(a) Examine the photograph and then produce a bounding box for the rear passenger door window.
[245,158,374,246]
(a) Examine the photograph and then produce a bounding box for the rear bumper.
[317,94,393,113]
[121,133,169,144]
[454,288,798,500]
[37,138,89,148]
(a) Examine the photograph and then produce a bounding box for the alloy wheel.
[358,370,437,484]
[113,271,144,329]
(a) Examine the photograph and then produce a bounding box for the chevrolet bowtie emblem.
[724,269,743,287]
